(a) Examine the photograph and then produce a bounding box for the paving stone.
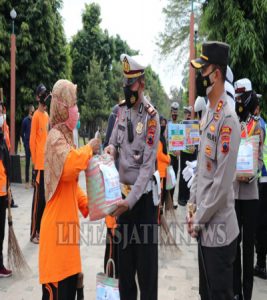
[0,176,265,299]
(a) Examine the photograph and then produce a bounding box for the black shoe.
[173,205,178,209]
[233,295,243,300]
[254,264,267,279]
[178,199,187,206]
[76,273,84,300]
[11,203,18,208]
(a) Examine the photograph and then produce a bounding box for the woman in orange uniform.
[30,84,50,243]
[39,79,100,300]
[157,116,171,213]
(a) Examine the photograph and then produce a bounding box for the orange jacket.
[3,121,10,151]
[0,160,7,197]
[157,141,171,178]
[39,144,92,284]
[105,215,117,230]
[30,110,49,170]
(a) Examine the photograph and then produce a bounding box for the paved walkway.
[0,175,266,299]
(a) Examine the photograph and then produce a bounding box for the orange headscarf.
[44,79,77,202]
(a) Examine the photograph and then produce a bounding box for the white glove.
[182,160,197,182]
[187,174,195,188]
[182,166,194,182]
[186,160,197,170]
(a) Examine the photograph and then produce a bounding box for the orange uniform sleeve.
[77,184,89,218]
[61,144,93,181]
[157,142,171,164]
[3,122,11,151]
[30,113,37,165]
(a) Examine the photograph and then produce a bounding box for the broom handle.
[7,185,12,223]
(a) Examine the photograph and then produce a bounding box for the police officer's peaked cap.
[234,78,252,97]
[183,106,193,114]
[36,83,47,96]
[234,78,262,99]
[171,102,179,111]
[194,97,207,113]
[226,66,234,84]
[120,54,148,86]
[191,41,230,69]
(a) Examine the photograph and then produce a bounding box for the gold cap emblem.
[123,57,130,73]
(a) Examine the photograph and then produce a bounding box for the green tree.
[201,0,267,116]
[157,0,203,61]
[81,56,109,138]
[70,3,114,95]
[0,0,70,149]
[145,66,170,117]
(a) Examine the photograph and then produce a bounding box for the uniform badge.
[209,124,215,133]
[205,145,212,157]
[206,161,212,172]
[221,141,229,154]
[254,128,261,135]
[221,126,232,135]
[216,100,223,113]
[221,135,230,143]
[221,134,230,154]
[136,122,143,134]
[146,119,157,146]
[213,113,220,122]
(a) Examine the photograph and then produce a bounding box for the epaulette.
[119,100,126,107]
[145,103,157,117]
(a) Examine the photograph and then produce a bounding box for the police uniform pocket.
[129,147,144,167]
[117,126,125,145]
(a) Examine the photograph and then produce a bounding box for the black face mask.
[235,91,255,122]
[196,70,214,97]
[171,114,177,122]
[160,125,166,134]
[0,129,3,142]
[123,86,139,109]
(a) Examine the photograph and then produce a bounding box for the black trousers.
[42,273,78,300]
[233,200,258,300]
[255,183,267,268]
[104,228,119,278]
[199,238,237,300]
[178,151,196,205]
[0,196,7,269]
[170,155,179,200]
[24,143,31,183]
[31,170,46,239]
[118,192,158,300]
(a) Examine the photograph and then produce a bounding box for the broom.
[7,186,31,275]
[159,191,180,257]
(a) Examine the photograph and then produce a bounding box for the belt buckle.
[121,184,131,197]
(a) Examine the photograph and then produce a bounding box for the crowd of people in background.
[0,42,266,300]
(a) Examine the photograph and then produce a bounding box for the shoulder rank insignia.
[145,103,157,117]
[146,119,157,146]
[119,100,126,107]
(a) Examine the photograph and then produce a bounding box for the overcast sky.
[61,0,184,94]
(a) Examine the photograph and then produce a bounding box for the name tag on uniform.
[207,132,217,142]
